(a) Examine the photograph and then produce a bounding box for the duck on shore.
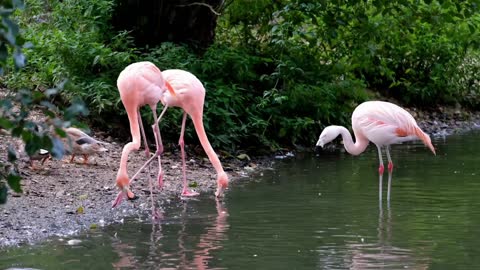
[63,127,109,165]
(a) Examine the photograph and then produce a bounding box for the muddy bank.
[1,105,480,249]
[0,134,270,249]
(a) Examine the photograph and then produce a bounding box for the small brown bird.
[64,127,109,164]
[29,148,50,168]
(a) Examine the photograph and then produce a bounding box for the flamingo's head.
[316,125,342,148]
[112,174,136,208]
[215,172,229,198]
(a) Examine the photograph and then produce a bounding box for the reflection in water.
[345,203,430,269]
[190,200,228,270]
[3,132,480,269]
[111,241,137,269]
[110,199,229,269]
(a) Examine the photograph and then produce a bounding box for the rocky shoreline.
[0,106,479,249]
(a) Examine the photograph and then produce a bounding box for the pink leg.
[386,146,393,202]
[377,146,384,202]
[179,112,199,197]
[138,108,150,158]
[146,165,161,220]
[152,108,165,189]
[153,105,169,189]
[124,106,170,193]
[153,128,164,189]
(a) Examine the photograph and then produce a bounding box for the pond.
[1,131,480,269]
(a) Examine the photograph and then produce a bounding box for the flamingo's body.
[316,101,435,201]
[158,69,229,198]
[113,61,176,208]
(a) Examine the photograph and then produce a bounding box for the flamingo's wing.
[352,101,431,148]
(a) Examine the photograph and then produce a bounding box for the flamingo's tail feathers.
[165,81,176,96]
[415,127,436,155]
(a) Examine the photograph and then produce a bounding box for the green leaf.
[76,206,84,214]
[189,181,198,188]
[7,173,22,193]
[50,137,65,159]
[0,184,7,204]
[12,0,25,9]
[11,126,23,137]
[45,88,59,97]
[55,128,67,137]
[7,145,17,162]
[0,43,8,62]
[25,139,41,156]
[0,117,13,129]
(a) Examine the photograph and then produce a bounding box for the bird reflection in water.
[111,198,229,270]
[344,203,431,269]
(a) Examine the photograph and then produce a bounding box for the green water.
[2,131,480,269]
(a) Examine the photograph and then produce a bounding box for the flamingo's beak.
[165,81,176,96]
[112,186,137,208]
[215,173,228,198]
[215,186,226,198]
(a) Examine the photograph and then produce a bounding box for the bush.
[5,0,480,156]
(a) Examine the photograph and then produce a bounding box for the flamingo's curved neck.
[191,114,225,175]
[337,126,369,156]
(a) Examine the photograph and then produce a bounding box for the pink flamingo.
[113,61,176,208]
[157,69,229,198]
[316,101,435,201]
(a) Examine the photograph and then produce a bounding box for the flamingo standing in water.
[157,69,229,198]
[316,101,435,201]
[113,61,176,208]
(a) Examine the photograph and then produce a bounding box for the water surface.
[1,131,480,269]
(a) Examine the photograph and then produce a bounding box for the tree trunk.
[111,0,223,51]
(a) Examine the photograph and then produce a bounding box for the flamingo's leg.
[147,162,161,220]
[179,112,199,197]
[126,106,167,187]
[152,108,165,189]
[386,146,393,203]
[377,145,384,202]
[152,124,164,189]
[153,105,168,189]
[156,105,169,126]
[138,108,150,158]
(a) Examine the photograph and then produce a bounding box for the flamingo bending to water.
[113,64,228,209]
[316,101,435,201]
[113,61,176,208]
[157,69,229,198]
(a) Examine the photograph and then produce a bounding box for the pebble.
[66,239,82,245]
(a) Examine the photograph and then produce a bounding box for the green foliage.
[5,0,136,116]
[224,0,480,108]
[0,0,27,74]
[0,84,88,203]
[1,0,87,203]
[4,0,480,157]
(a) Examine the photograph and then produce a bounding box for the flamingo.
[113,61,176,208]
[316,101,435,201]
[157,69,229,198]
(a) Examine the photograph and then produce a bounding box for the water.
[2,131,480,269]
